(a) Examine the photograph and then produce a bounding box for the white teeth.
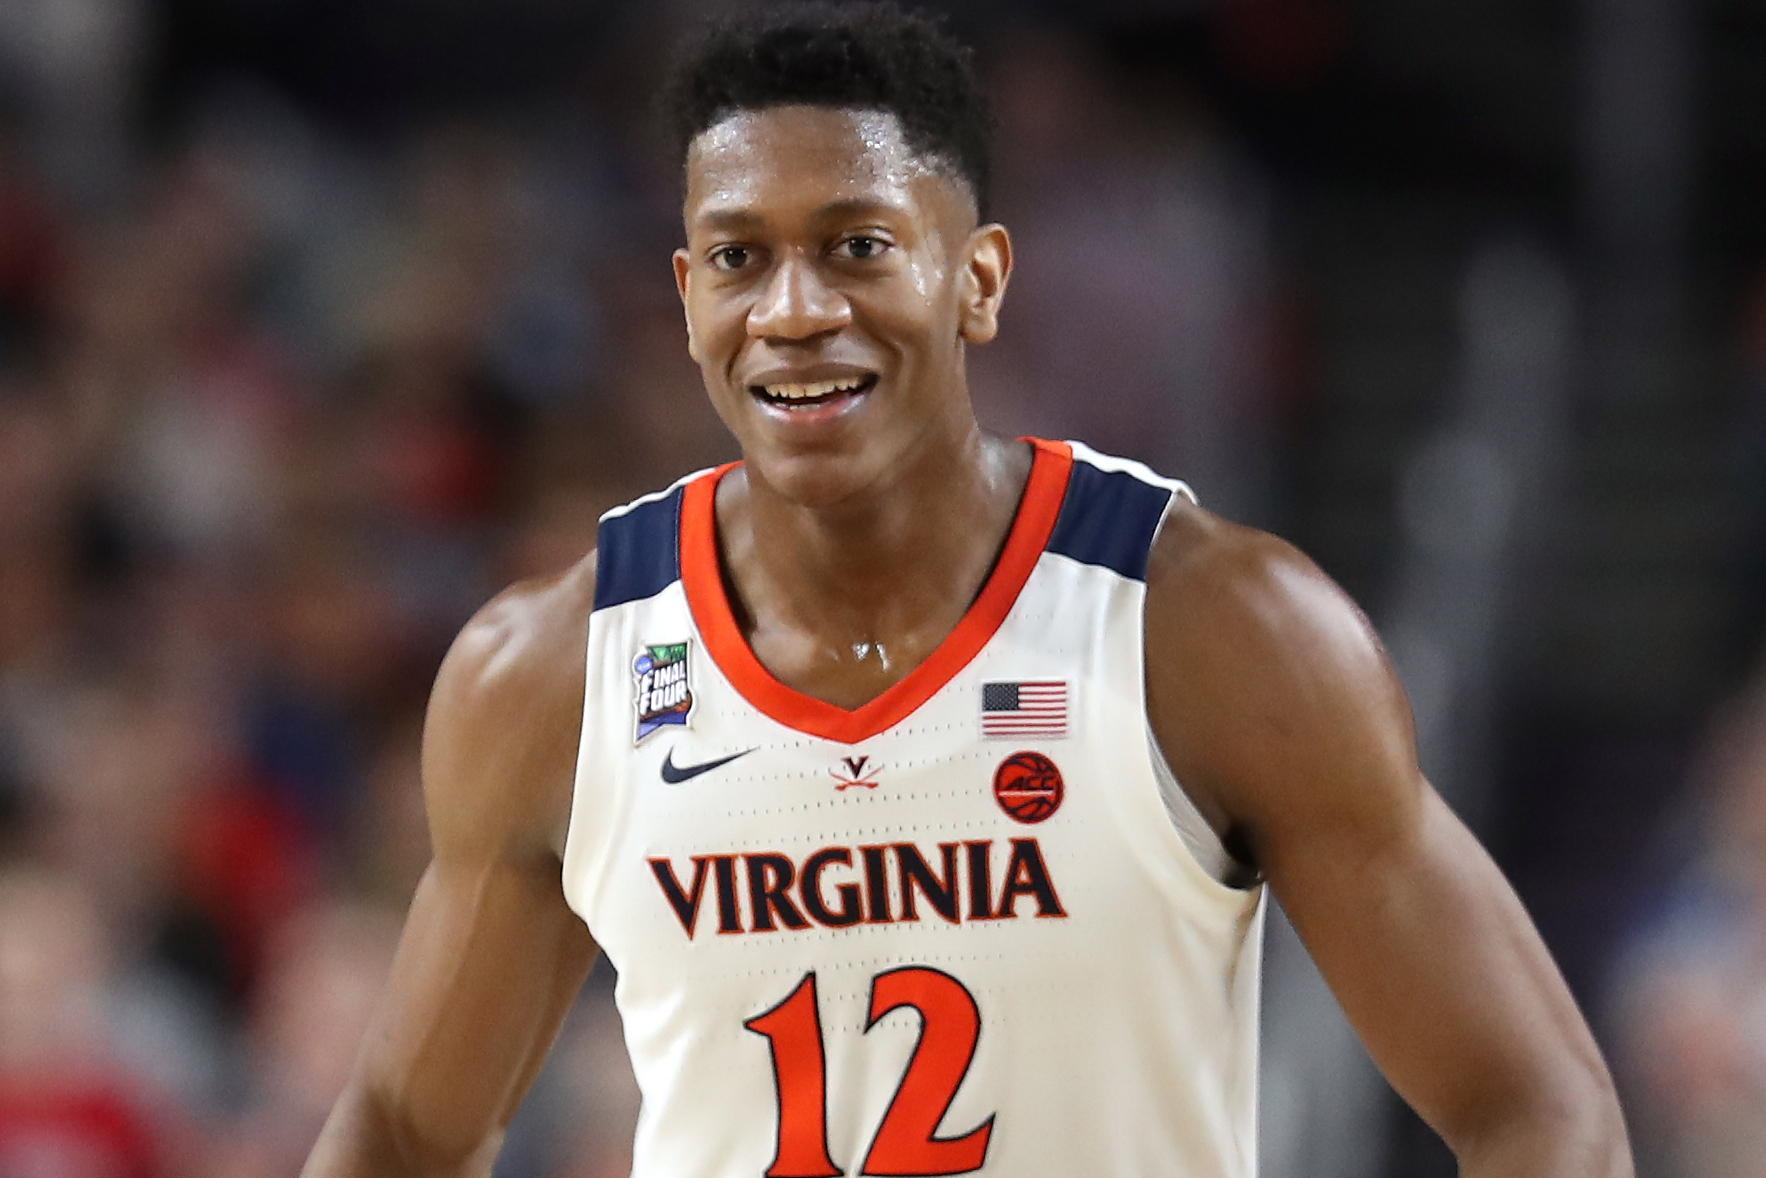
[762,376,868,400]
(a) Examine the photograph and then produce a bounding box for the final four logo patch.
[633,641,693,742]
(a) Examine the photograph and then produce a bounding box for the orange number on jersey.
[745,967,994,1178]
[859,967,994,1175]
[745,973,843,1178]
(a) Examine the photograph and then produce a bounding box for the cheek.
[872,259,960,348]
[902,253,941,304]
[688,293,747,370]
[904,269,966,350]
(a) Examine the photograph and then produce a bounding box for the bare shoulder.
[1143,499,1420,862]
[423,550,599,864]
[1144,499,1393,680]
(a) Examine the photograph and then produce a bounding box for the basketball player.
[302,5,1632,1176]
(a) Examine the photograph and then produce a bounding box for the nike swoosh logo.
[660,747,756,784]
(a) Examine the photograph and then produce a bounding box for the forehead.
[684,106,966,227]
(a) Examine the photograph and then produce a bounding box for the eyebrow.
[691,197,911,233]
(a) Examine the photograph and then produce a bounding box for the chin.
[742,437,897,509]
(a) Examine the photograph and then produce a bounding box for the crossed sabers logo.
[831,754,881,790]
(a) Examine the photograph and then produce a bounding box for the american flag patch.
[981,680,1069,739]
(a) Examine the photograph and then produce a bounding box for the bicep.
[348,849,598,1169]
[1146,519,1620,1163]
[1266,784,1608,1146]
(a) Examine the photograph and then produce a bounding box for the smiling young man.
[302,5,1632,1177]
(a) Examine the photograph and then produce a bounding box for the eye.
[836,235,890,261]
[709,245,751,272]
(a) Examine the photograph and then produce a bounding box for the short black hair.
[664,1,992,217]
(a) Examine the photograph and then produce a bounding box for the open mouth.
[750,373,878,409]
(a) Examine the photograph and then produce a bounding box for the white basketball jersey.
[562,439,1266,1178]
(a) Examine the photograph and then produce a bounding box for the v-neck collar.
[680,438,1074,745]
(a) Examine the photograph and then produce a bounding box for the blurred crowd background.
[0,0,1763,1176]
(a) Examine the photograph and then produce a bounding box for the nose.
[747,252,851,341]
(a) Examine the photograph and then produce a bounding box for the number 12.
[744,966,996,1177]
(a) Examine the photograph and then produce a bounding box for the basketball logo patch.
[993,751,1064,824]
[633,641,693,742]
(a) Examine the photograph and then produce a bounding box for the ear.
[672,248,700,362]
[958,224,1013,345]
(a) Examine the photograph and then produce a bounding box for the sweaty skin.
[302,106,1632,1177]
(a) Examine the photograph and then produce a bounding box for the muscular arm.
[1145,505,1631,1176]
[303,557,601,1178]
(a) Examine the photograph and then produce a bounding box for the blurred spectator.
[345,711,430,905]
[0,379,82,683]
[0,0,142,200]
[1732,267,1766,662]
[204,899,399,1178]
[973,25,1287,526]
[0,125,68,358]
[0,865,187,1178]
[1613,662,1766,1178]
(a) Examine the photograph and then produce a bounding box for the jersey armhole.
[1142,485,1258,891]
[1146,729,1260,890]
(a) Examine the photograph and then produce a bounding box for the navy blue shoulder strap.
[593,486,686,611]
[1045,458,1175,582]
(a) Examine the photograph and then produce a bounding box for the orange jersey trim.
[680,439,1076,745]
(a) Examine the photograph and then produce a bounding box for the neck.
[718,428,1032,643]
